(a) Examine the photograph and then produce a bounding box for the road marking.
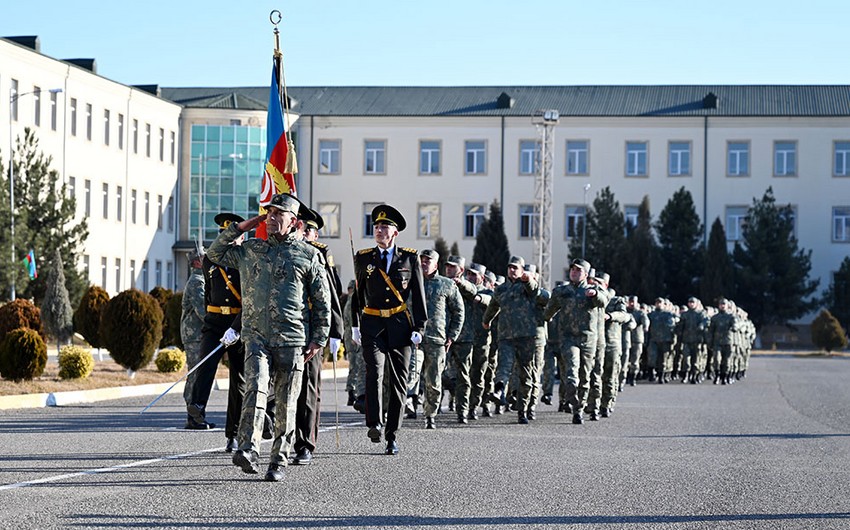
[0,421,363,491]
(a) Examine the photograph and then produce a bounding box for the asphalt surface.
[1,355,849,530]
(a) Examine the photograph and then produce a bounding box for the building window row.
[68,176,171,231]
[93,256,170,292]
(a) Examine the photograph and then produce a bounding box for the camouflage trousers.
[496,338,538,414]
[557,334,595,413]
[600,341,623,410]
[420,342,447,419]
[468,341,491,412]
[542,341,559,397]
[586,335,606,414]
[182,340,202,406]
[627,341,643,377]
[716,344,733,374]
[527,334,546,412]
[649,340,674,376]
[407,346,425,397]
[345,338,365,397]
[449,341,474,418]
[239,342,304,467]
[481,342,499,407]
[681,342,705,374]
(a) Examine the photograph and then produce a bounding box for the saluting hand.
[586,288,597,297]
[236,214,267,232]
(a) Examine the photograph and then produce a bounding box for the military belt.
[363,303,407,318]
[207,305,241,315]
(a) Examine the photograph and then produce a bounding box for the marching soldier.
[678,297,709,384]
[351,205,428,455]
[647,298,679,383]
[455,263,492,421]
[208,193,331,482]
[343,280,365,408]
[482,271,500,416]
[179,252,205,407]
[709,298,740,385]
[625,296,648,386]
[594,274,629,418]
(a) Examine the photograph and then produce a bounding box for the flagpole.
[270,10,298,176]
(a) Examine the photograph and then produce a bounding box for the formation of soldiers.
[181,200,757,482]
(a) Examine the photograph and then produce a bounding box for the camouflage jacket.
[629,308,649,344]
[648,308,679,343]
[483,276,541,340]
[604,295,630,347]
[454,277,492,346]
[710,311,740,347]
[543,279,609,340]
[180,269,206,345]
[423,273,465,345]
[677,308,709,344]
[206,224,331,349]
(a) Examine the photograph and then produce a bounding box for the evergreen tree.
[569,186,626,282]
[822,256,850,332]
[472,200,510,276]
[656,187,703,304]
[700,217,735,306]
[0,128,88,305]
[621,196,662,301]
[450,241,461,259]
[732,187,819,329]
[40,249,74,350]
[433,237,450,271]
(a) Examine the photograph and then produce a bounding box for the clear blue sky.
[3,0,849,88]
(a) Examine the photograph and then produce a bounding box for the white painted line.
[0,421,364,491]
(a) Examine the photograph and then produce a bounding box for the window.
[519,204,539,239]
[834,207,850,242]
[83,255,90,280]
[70,97,77,136]
[144,192,150,225]
[465,140,486,175]
[566,140,589,175]
[104,109,110,146]
[33,86,40,127]
[129,260,136,289]
[418,203,441,239]
[726,206,749,241]
[159,128,165,162]
[157,195,164,230]
[317,203,341,238]
[318,140,340,174]
[10,79,18,121]
[774,141,797,176]
[68,177,76,201]
[668,141,691,176]
[145,123,151,157]
[166,261,173,290]
[50,91,58,131]
[102,183,109,219]
[419,140,441,175]
[133,119,138,154]
[131,189,137,223]
[141,260,149,292]
[624,205,639,230]
[565,205,587,239]
[101,257,108,289]
[727,141,750,176]
[116,186,123,221]
[86,103,92,141]
[364,140,386,174]
[834,141,850,177]
[118,114,124,150]
[155,261,162,287]
[519,140,539,175]
[84,179,91,217]
[463,204,486,238]
[170,131,176,164]
[115,258,121,291]
[626,141,648,177]
[167,197,174,232]
[363,202,381,237]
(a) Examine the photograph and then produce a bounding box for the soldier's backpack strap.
[217,267,242,303]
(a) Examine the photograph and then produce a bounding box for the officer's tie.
[381,250,388,272]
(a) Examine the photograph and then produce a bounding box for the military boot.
[264,463,285,482]
[481,404,492,418]
[347,389,355,406]
[572,412,583,424]
[517,412,529,425]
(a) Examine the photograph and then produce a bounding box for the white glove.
[329,338,342,356]
[411,331,423,345]
[220,328,240,346]
[352,327,361,346]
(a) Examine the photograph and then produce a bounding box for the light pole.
[195,152,243,244]
[8,87,62,300]
[581,183,591,260]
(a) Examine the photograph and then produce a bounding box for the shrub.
[0,299,46,342]
[164,292,184,349]
[155,347,186,373]
[0,327,48,381]
[149,287,175,349]
[100,289,163,372]
[73,286,110,348]
[58,345,95,379]
[811,309,849,353]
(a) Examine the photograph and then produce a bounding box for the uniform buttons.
[225,298,230,302]
[385,299,390,303]
[385,287,390,291]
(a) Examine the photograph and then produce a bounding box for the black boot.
[518,412,529,425]
[347,389,355,406]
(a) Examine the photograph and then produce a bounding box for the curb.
[1,367,349,410]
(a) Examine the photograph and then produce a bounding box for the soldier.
[482,271,500,416]
[179,252,205,408]
[524,264,549,420]
[585,269,607,421]
[625,296,648,387]
[482,256,542,425]
[187,213,246,454]
[647,298,679,383]
[542,281,566,407]
[292,207,345,465]
[709,298,740,385]
[208,193,330,482]
[544,259,608,425]
[351,205,427,455]
[444,255,479,423]
[678,297,709,384]
[457,263,493,420]
[343,280,364,408]
[594,274,629,418]
[417,250,464,428]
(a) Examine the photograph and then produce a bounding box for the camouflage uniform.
[618,313,636,390]
[180,266,205,405]
[678,306,709,381]
[585,295,607,417]
[648,307,679,382]
[542,318,560,403]
[451,276,491,420]
[207,222,330,469]
[626,306,648,385]
[343,293,365,401]
[599,294,629,414]
[421,272,464,420]
[527,288,550,416]
[709,308,740,384]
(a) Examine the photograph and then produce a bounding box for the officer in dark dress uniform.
[292,207,345,465]
[186,213,245,451]
[351,205,427,455]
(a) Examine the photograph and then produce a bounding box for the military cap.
[372,204,406,231]
[446,255,466,269]
[524,264,537,274]
[717,297,729,305]
[654,297,665,304]
[300,206,324,230]
[555,280,567,287]
[468,263,486,276]
[507,255,525,268]
[484,271,497,283]
[588,267,596,278]
[595,271,611,285]
[687,296,698,303]
[214,212,245,230]
[266,193,301,215]
[421,249,440,260]
[495,275,506,285]
[570,258,590,273]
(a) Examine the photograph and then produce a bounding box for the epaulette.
[357,248,373,255]
[400,247,418,254]
[308,241,328,250]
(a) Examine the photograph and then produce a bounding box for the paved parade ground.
[1,354,849,530]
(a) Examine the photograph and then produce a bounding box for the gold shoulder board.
[309,241,327,249]
[400,247,418,254]
[357,248,373,255]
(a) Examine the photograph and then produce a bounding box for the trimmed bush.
[811,309,849,353]
[155,347,186,373]
[164,292,184,349]
[0,327,48,381]
[100,289,163,372]
[149,287,175,349]
[0,299,46,342]
[73,286,110,348]
[58,345,95,379]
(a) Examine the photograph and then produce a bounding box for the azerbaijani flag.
[255,58,297,240]
[22,250,37,280]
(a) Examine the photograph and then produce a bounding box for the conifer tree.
[621,196,662,301]
[569,186,626,283]
[656,187,703,304]
[40,249,74,350]
[822,256,850,333]
[473,200,510,276]
[700,218,735,306]
[433,237,450,271]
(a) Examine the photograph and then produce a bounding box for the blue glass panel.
[207,126,220,142]
[190,125,205,142]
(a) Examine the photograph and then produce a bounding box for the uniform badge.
[366,264,375,275]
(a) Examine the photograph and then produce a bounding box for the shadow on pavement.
[628,433,850,440]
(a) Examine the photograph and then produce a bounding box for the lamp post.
[195,152,243,244]
[8,87,62,300]
[581,183,591,260]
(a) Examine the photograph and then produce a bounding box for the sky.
[3,0,849,88]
